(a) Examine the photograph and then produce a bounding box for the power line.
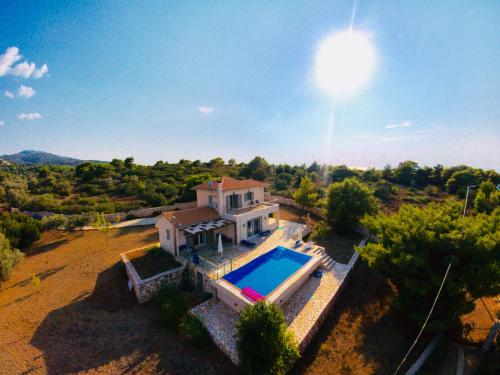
[394,185,474,374]
[393,262,452,375]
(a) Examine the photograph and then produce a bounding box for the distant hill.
[0,150,105,166]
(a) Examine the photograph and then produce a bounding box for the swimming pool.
[223,246,312,297]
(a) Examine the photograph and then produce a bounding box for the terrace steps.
[310,246,335,270]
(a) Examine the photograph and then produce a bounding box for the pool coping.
[213,248,322,312]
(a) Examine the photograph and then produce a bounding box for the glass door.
[246,217,262,237]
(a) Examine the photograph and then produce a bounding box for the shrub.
[41,214,68,230]
[236,301,300,375]
[374,180,396,203]
[179,314,210,347]
[0,233,24,281]
[154,286,188,331]
[0,212,41,249]
[424,185,441,197]
[310,221,330,241]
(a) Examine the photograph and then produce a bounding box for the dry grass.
[292,261,419,375]
[0,226,235,374]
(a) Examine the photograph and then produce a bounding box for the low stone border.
[121,247,185,303]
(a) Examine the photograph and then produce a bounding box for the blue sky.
[1,0,499,169]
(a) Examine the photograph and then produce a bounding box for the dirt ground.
[292,261,419,375]
[0,227,236,375]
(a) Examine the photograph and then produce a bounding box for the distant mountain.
[0,150,105,166]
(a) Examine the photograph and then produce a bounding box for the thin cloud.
[4,90,14,98]
[0,120,4,127]
[386,120,412,129]
[197,106,214,115]
[0,47,48,79]
[18,112,42,120]
[354,134,404,142]
[17,85,36,98]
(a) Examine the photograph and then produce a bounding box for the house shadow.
[30,261,236,374]
[291,261,408,375]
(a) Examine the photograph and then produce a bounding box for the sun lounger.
[242,287,265,301]
[293,239,302,248]
[259,230,271,237]
[303,241,314,250]
[240,239,257,248]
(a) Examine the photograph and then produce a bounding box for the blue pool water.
[223,246,312,296]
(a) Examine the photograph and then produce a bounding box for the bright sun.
[314,30,376,98]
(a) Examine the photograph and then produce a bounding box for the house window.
[166,229,170,240]
[244,191,254,201]
[226,193,242,211]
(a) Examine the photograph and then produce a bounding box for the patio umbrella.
[218,234,223,256]
[298,229,303,242]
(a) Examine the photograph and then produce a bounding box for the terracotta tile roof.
[161,206,220,227]
[192,176,265,191]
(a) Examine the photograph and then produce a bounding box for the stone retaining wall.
[121,248,185,303]
[21,201,197,223]
[297,237,366,352]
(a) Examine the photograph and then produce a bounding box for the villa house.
[155,177,280,257]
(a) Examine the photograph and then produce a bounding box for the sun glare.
[315,30,376,98]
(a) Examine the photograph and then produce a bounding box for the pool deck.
[191,221,366,365]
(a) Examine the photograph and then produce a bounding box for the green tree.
[394,160,419,186]
[326,178,378,233]
[241,156,269,179]
[252,168,268,181]
[357,202,500,332]
[307,161,321,174]
[92,212,112,248]
[293,176,318,211]
[236,301,300,375]
[124,157,135,169]
[446,168,478,197]
[329,165,358,182]
[474,180,500,214]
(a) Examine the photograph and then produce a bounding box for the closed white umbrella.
[218,234,223,255]
[298,229,303,242]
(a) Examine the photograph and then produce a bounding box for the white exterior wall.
[156,217,176,255]
[231,204,279,242]
[156,216,187,256]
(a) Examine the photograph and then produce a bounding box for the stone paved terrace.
[191,235,363,365]
[200,220,310,266]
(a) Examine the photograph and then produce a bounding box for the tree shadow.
[30,261,236,374]
[25,238,70,256]
[8,266,67,289]
[111,226,155,238]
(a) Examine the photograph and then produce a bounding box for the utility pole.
[462,185,476,217]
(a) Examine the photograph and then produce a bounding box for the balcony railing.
[179,247,234,279]
[224,199,279,216]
